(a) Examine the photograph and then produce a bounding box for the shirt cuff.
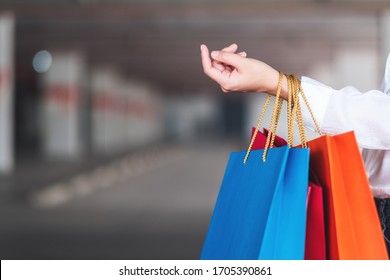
[300,76,332,133]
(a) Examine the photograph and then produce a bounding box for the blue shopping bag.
[200,146,309,260]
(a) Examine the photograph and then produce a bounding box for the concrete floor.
[0,142,239,259]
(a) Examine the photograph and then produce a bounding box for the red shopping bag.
[250,127,326,260]
[250,127,287,149]
[305,175,326,260]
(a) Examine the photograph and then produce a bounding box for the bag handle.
[244,71,284,164]
[290,75,308,147]
[290,75,323,139]
[286,75,323,148]
[287,74,295,146]
[243,73,323,164]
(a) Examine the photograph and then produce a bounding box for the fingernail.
[211,51,219,58]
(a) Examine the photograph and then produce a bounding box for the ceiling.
[0,1,385,93]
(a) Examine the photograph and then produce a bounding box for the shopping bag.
[200,146,309,260]
[250,127,287,150]
[250,127,326,260]
[304,179,326,260]
[307,131,389,259]
[201,72,309,260]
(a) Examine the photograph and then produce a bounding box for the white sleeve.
[300,76,390,150]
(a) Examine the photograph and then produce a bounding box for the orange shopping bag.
[307,131,388,259]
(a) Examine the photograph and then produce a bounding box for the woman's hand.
[200,44,287,99]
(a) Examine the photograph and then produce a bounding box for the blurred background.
[0,0,389,259]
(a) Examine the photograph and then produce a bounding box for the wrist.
[265,70,288,100]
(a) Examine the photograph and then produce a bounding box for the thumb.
[211,50,245,71]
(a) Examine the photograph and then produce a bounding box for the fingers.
[214,51,246,72]
[200,44,224,82]
[219,44,247,57]
[200,44,212,71]
[221,43,238,53]
[212,60,225,71]
[213,44,241,71]
[201,43,248,89]
[211,51,244,71]
[213,47,247,72]
[218,44,239,71]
